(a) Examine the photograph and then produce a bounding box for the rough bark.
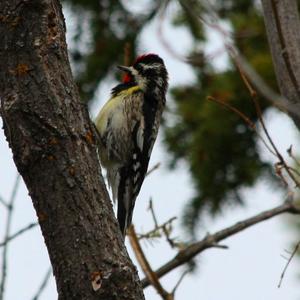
[261,0,300,129]
[0,1,144,299]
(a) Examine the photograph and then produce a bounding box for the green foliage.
[163,0,279,233]
[164,70,273,232]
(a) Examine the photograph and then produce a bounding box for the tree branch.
[278,241,300,288]
[31,267,52,300]
[129,226,173,300]
[0,1,143,299]
[0,194,9,209]
[0,222,38,248]
[261,0,300,129]
[179,0,299,118]
[142,200,300,288]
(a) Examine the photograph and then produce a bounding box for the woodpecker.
[95,54,168,237]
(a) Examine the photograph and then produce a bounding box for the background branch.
[128,226,173,300]
[31,267,52,300]
[278,241,300,288]
[261,0,300,129]
[142,200,300,288]
[0,175,20,300]
[0,195,9,209]
[0,222,38,248]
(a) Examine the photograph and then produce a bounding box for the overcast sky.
[1,2,300,300]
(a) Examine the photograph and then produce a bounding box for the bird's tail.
[117,197,130,238]
[117,166,138,238]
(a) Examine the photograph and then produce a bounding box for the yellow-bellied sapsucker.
[95,54,168,237]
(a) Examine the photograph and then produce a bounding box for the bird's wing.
[117,96,162,236]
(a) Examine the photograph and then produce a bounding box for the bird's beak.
[117,65,132,73]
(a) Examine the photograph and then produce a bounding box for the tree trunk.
[0,1,144,299]
[261,0,300,129]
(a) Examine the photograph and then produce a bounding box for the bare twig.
[124,42,131,67]
[177,0,295,116]
[278,241,300,288]
[137,217,177,240]
[31,267,52,300]
[179,0,300,186]
[149,199,159,227]
[275,163,289,188]
[148,200,179,248]
[287,145,300,168]
[0,222,38,247]
[207,96,255,128]
[254,99,300,186]
[229,48,289,112]
[208,96,277,157]
[128,225,173,300]
[171,269,190,296]
[0,174,20,300]
[235,60,300,188]
[146,162,161,177]
[287,166,300,178]
[0,195,8,209]
[157,1,185,62]
[142,200,300,288]
[161,221,178,249]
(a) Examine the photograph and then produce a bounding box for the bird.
[95,53,168,237]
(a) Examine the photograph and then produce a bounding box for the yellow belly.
[94,85,141,167]
[95,86,140,135]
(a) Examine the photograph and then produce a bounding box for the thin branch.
[171,270,190,296]
[278,241,300,288]
[254,99,300,186]
[137,217,177,240]
[146,162,161,177]
[228,48,290,112]
[149,199,159,227]
[208,96,277,157]
[161,220,178,249]
[207,96,256,129]
[123,42,131,67]
[275,163,289,188]
[147,200,179,249]
[0,222,38,247]
[235,60,300,187]
[141,200,300,288]
[287,145,300,168]
[179,1,300,182]
[287,166,300,178]
[128,225,173,300]
[0,195,8,209]
[31,267,52,300]
[157,1,185,62]
[0,174,20,300]
[178,0,295,117]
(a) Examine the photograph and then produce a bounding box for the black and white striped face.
[118,54,168,94]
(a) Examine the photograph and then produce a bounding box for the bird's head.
[118,53,168,94]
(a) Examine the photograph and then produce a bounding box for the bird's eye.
[134,64,143,72]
